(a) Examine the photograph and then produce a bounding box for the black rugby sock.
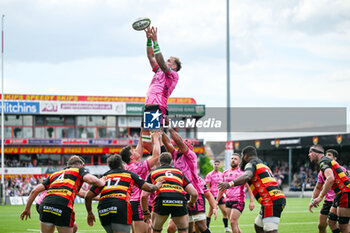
[223,218,228,228]
[206,217,211,227]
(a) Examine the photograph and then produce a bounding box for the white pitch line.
[209,221,318,228]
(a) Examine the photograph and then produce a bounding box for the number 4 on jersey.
[56,172,65,182]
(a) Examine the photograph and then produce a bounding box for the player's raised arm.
[162,130,175,154]
[150,27,169,74]
[169,128,188,154]
[147,130,161,168]
[145,27,157,69]
[135,128,144,156]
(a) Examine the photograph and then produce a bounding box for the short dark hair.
[326,149,339,159]
[159,152,172,165]
[214,160,220,164]
[242,146,257,158]
[173,57,182,72]
[107,154,123,169]
[67,155,84,166]
[120,145,132,164]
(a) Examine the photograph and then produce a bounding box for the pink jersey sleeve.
[205,172,212,184]
[317,171,324,184]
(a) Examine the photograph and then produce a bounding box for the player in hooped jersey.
[308,145,350,233]
[217,153,255,233]
[309,149,346,233]
[142,152,198,233]
[219,146,286,233]
[85,154,163,233]
[162,127,212,233]
[205,160,230,232]
[120,130,161,233]
[142,26,181,152]
[20,155,106,233]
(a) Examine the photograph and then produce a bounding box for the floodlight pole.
[226,0,231,141]
[1,14,5,205]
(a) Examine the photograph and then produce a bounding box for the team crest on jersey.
[320,162,328,171]
[313,137,319,145]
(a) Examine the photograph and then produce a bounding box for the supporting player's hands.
[218,182,230,191]
[150,130,161,139]
[155,177,165,189]
[87,211,96,226]
[187,200,195,209]
[20,208,31,220]
[249,200,255,211]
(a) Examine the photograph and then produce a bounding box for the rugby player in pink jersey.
[310,149,348,233]
[162,128,212,233]
[120,130,161,233]
[141,26,181,152]
[205,160,230,232]
[217,153,255,233]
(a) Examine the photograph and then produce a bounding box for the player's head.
[159,152,173,165]
[67,155,85,167]
[167,56,182,72]
[241,146,258,163]
[107,154,123,169]
[231,153,241,168]
[120,145,141,164]
[214,160,221,171]
[325,149,339,160]
[308,145,324,163]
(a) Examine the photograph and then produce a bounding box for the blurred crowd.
[5,175,44,197]
[1,159,34,167]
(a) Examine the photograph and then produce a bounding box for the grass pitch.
[0,198,325,233]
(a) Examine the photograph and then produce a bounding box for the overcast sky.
[1,0,350,141]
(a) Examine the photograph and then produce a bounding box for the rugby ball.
[132,17,151,31]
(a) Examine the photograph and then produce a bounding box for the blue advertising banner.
[0,101,40,114]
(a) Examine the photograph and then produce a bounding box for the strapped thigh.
[152,226,163,232]
[328,212,338,221]
[338,216,350,225]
